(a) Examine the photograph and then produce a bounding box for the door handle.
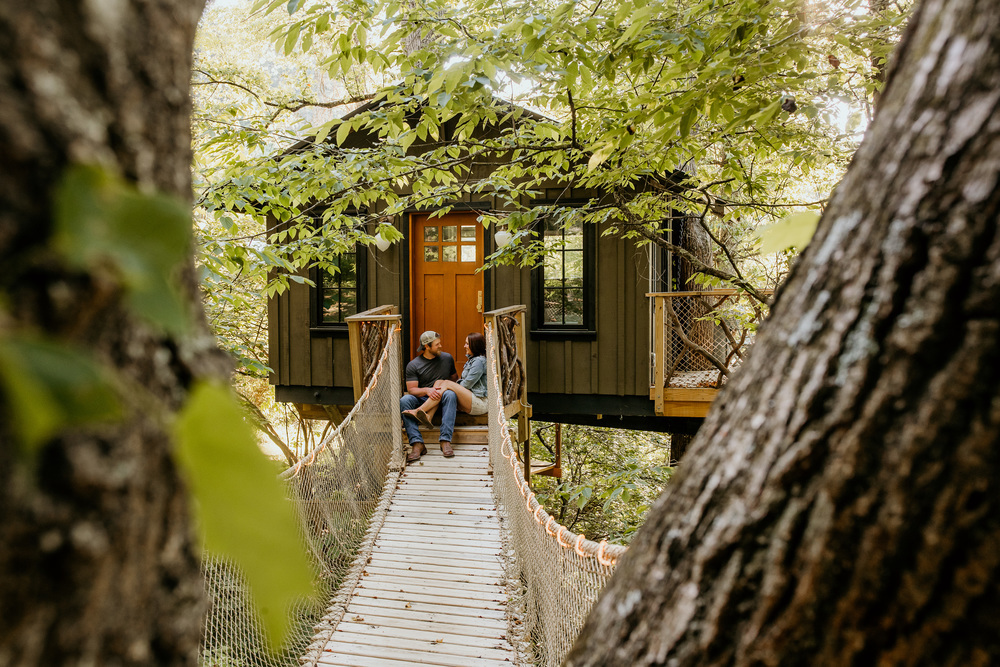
[477,290,484,313]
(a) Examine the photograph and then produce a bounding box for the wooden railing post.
[515,307,531,453]
[653,295,665,417]
[348,318,364,402]
[347,305,400,403]
[484,304,535,482]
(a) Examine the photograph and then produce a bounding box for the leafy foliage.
[530,423,674,543]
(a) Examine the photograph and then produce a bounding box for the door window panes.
[461,245,476,262]
[461,225,476,240]
[442,245,457,262]
[442,225,458,242]
[424,246,439,262]
[424,226,439,242]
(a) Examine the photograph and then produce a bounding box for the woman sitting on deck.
[404,332,488,427]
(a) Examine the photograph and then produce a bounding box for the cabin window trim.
[309,246,368,336]
[530,218,597,339]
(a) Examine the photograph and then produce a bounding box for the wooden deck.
[315,427,517,666]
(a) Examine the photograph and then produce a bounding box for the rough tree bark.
[567,0,1000,664]
[0,1,217,665]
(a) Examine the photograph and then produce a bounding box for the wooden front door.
[410,212,485,373]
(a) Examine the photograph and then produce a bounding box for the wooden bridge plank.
[343,594,506,620]
[324,630,514,661]
[332,612,505,640]
[371,541,502,560]
[363,563,503,586]
[343,602,508,632]
[365,550,503,573]
[334,621,509,649]
[395,478,493,488]
[380,515,499,529]
[358,577,506,601]
[317,644,513,667]
[361,572,504,594]
[372,528,502,548]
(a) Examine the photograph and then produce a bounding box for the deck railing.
[649,290,771,417]
[346,305,401,402]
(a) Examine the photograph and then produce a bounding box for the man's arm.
[407,380,429,397]
[407,380,442,399]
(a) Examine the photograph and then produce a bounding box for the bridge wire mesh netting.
[200,323,403,667]
[485,321,628,667]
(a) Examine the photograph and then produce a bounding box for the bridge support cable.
[485,321,628,667]
[199,320,403,667]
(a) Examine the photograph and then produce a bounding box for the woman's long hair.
[467,332,486,358]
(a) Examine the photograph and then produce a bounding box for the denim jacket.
[459,355,488,398]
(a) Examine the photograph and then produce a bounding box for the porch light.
[374,230,391,252]
[494,229,513,248]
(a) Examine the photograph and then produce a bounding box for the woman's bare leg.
[403,379,475,423]
[402,380,446,425]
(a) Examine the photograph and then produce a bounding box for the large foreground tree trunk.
[568,0,1000,664]
[0,1,214,664]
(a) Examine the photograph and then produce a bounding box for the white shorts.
[468,394,488,416]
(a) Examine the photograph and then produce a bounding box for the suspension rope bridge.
[200,308,628,667]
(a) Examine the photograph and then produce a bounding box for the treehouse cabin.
[268,98,764,434]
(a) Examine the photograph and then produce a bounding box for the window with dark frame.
[532,216,595,335]
[317,251,359,325]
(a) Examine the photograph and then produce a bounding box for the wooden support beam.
[653,295,665,417]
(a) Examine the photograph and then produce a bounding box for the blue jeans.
[400,391,457,444]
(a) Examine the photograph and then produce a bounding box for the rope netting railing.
[650,290,771,389]
[200,321,403,667]
[485,320,628,667]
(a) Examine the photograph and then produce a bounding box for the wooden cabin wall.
[488,222,652,400]
[271,209,652,401]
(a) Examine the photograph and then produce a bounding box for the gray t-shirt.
[405,352,457,388]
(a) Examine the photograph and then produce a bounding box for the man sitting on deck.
[401,331,458,462]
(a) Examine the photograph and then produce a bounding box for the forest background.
[192,0,911,543]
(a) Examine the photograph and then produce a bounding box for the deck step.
[407,425,490,444]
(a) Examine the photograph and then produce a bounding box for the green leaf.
[0,336,121,452]
[336,120,352,146]
[679,105,697,138]
[54,165,192,336]
[286,0,302,14]
[587,143,614,172]
[756,212,821,254]
[283,23,301,55]
[175,382,314,647]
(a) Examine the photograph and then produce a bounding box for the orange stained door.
[410,212,485,374]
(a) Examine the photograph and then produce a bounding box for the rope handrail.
[280,323,401,480]
[485,319,626,666]
[200,324,403,667]
[486,321,627,564]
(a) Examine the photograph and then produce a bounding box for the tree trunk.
[0,1,216,665]
[677,213,717,372]
[567,0,1000,664]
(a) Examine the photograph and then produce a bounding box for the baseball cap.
[418,330,440,352]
